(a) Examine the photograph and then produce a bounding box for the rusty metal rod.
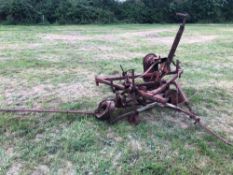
[98,73,155,81]
[149,69,181,95]
[111,101,232,146]
[0,108,95,115]
[110,101,164,123]
[167,13,188,67]
[164,103,232,146]
[95,76,125,90]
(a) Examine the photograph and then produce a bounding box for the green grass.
[0,24,233,175]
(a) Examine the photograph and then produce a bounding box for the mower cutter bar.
[0,108,95,115]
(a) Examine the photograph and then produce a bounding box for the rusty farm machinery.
[95,13,191,123]
[0,13,232,145]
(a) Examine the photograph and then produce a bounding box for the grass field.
[0,24,233,175]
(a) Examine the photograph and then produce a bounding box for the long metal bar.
[95,76,125,90]
[0,108,95,115]
[97,73,155,81]
[164,103,232,146]
[110,101,162,123]
[167,13,188,68]
[110,101,232,146]
[149,69,181,95]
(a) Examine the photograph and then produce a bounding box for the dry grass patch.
[208,114,233,141]
[6,162,23,175]
[106,128,123,143]
[1,67,99,108]
[31,165,49,175]
[0,43,44,51]
[93,51,145,60]
[146,35,217,45]
[57,161,75,175]
[120,29,174,38]
[3,82,99,108]
[40,29,175,45]
[41,34,91,43]
[166,115,190,129]
[89,29,174,44]
[127,134,142,152]
[79,45,113,52]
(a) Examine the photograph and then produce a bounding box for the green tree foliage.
[0,0,232,24]
[222,0,233,21]
[169,0,226,22]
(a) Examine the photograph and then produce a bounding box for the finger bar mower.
[94,13,232,145]
[95,13,191,123]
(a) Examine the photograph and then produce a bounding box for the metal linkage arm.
[166,13,189,70]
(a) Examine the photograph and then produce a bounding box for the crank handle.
[176,12,189,24]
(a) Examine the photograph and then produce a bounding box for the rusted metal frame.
[95,76,125,90]
[101,78,157,88]
[96,75,159,91]
[167,23,184,66]
[137,90,168,104]
[160,59,181,80]
[128,69,139,123]
[110,101,162,124]
[96,69,181,94]
[172,81,189,104]
[97,70,174,88]
[124,72,131,88]
[136,69,182,103]
[103,69,176,82]
[136,81,159,88]
[165,103,200,123]
[110,80,115,92]
[149,69,182,96]
[138,59,161,78]
[98,72,156,81]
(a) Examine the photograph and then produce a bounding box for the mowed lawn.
[0,24,233,175]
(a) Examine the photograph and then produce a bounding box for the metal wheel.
[95,99,116,120]
[143,53,159,82]
[165,89,185,105]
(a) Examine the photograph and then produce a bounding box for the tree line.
[0,0,232,24]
